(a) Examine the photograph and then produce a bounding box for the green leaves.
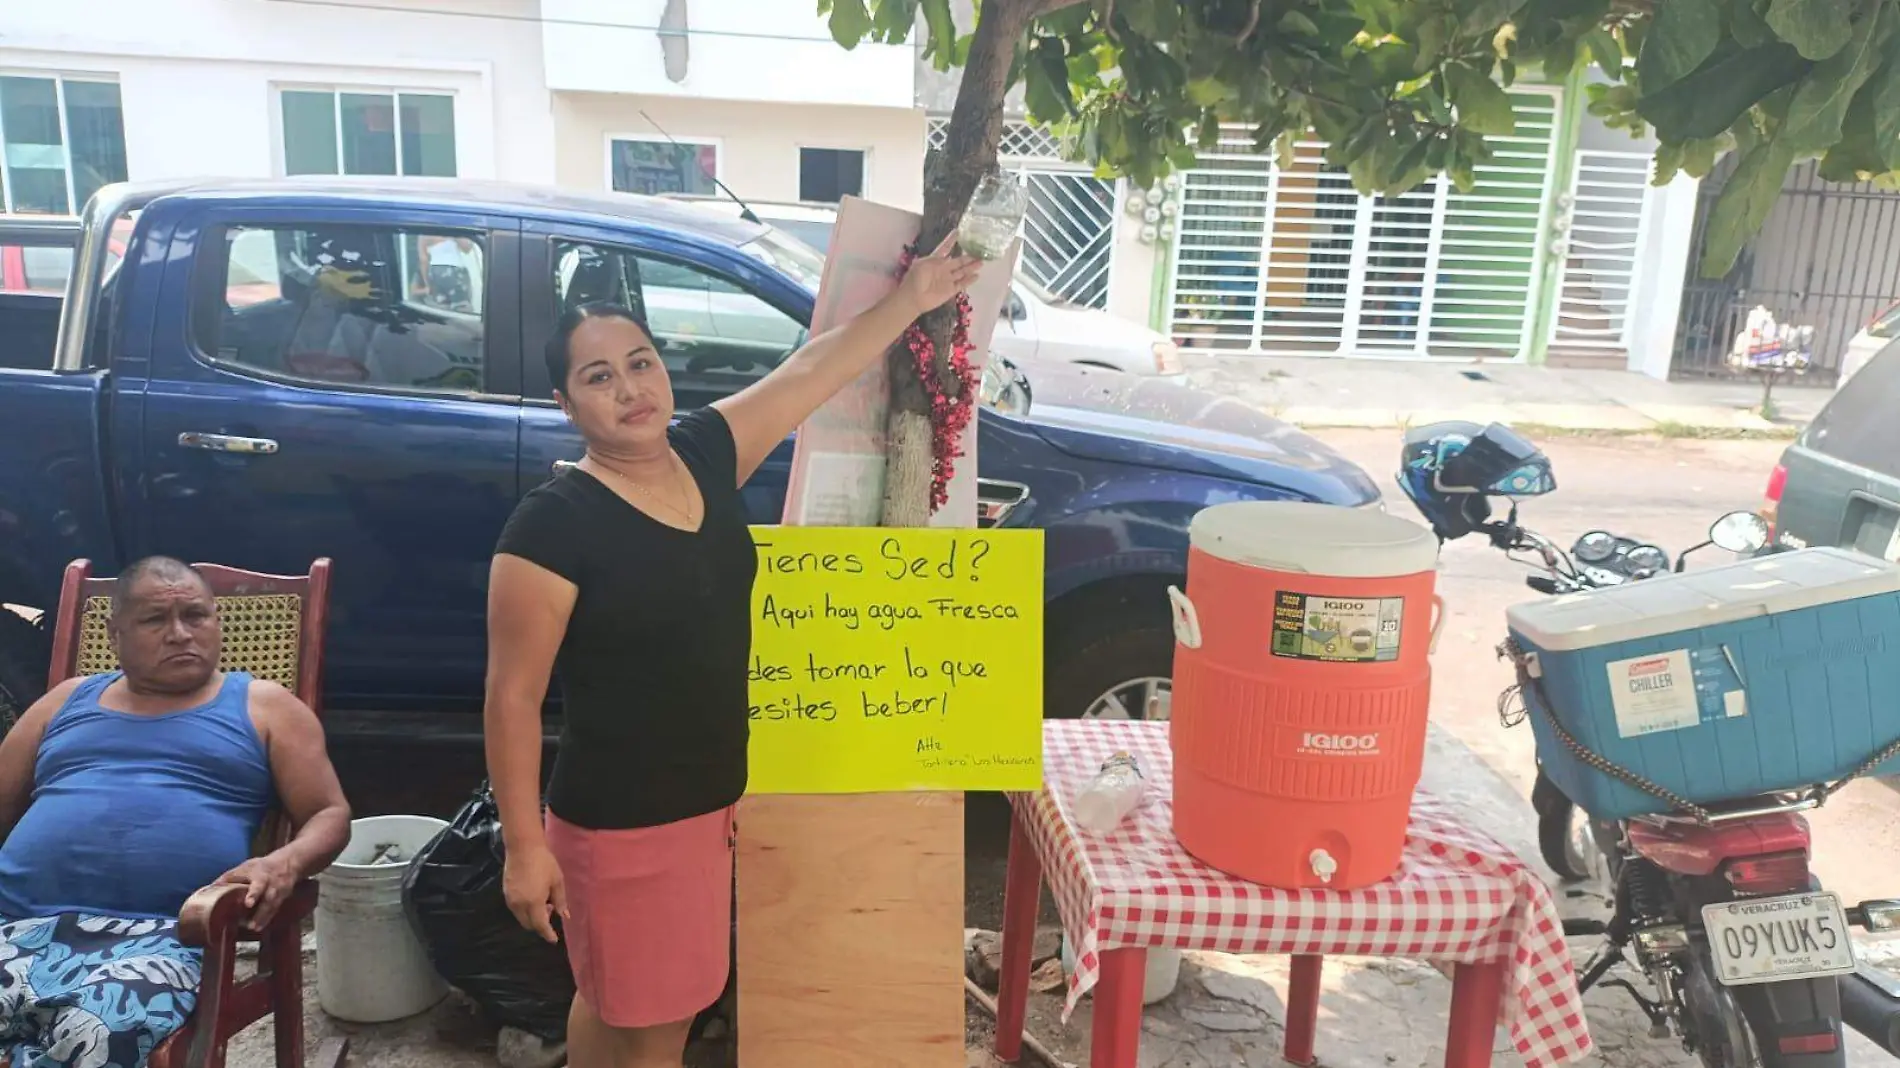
[1636,0,1722,90]
[1444,61,1516,134]
[819,0,1900,289]
[1454,0,1527,37]
[1818,83,1885,179]
[1702,137,1799,276]
[1583,28,1624,79]
[1024,37,1075,124]
[1871,35,1900,169]
[1766,0,1856,60]
[1637,42,1812,140]
[919,0,958,70]
[1729,0,1777,49]
[1780,2,1892,153]
[823,0,872,48]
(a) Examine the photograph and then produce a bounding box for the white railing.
[1549,150,1652,352]
[1167,88,1562,359]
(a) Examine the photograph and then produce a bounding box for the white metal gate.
[1167,89,1562,358]
[1548,150,1651,355]
[929,119,1116,308]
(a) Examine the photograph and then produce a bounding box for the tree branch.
[1237,0,1263,44]
[1027,0,1089,19]
[883,0,1038,526]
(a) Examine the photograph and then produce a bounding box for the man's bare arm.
[0,679,78,841]
[252,681,352,878]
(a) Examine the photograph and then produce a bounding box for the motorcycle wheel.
[1685,949,1763,1068]
[1533,770,1601,882]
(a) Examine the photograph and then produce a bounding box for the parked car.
[1832,300,1900,387]
[0,179,1377,741]
[664,196,1186,377]
[1761,332,1900,559]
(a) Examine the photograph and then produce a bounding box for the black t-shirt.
[494,407,759,829]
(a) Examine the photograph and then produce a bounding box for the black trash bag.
[402,783,574,1041]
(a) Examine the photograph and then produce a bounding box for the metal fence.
[1674,159,1900,384]
[927,118,1115,308]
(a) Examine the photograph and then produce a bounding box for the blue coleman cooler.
[1504,546,1900,820]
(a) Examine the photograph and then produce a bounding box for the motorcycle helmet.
[1397,421,1555,541]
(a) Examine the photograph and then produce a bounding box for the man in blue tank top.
[0,557,351,1068]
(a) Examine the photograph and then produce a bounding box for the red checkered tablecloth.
[1009,720,1593,1068]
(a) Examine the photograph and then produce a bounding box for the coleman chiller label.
[1607,650,1700,737]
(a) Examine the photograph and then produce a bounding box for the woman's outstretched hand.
[896,231,984,317]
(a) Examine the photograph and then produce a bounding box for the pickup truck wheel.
[0,612,46,736]
[1047,620,1175,722]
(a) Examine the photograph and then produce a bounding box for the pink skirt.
[546,805,735,1028]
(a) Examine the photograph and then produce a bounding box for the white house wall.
[556,92,926,212]
[543,0,913,109]
[0,0,554,186]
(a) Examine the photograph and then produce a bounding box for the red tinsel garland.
[894,244,978,512]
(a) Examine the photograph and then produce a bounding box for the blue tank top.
[0,672,273,920]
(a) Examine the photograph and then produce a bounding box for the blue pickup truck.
[0,178,1378,739]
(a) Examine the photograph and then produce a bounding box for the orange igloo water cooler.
[1167,501,1441,890]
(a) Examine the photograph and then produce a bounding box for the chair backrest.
[46,558,333,717]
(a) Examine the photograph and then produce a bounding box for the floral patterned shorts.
[0,913,200,1068]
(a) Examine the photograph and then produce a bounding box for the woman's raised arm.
[713,232,981,484]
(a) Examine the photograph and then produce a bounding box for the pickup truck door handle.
[178,432,279,455]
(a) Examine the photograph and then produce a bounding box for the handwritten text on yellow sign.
[745,526,1044,793]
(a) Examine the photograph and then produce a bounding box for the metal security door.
[1674,159,1900,384]
[1548,150,1651,358]
[929,120,1115,308]
[1168,88,1561,359]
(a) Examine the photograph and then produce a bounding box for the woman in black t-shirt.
[485,233,977,1066]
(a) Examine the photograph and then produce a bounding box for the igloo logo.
[1299,731,1382,756]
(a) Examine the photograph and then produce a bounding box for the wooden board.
[736,792,965,1067]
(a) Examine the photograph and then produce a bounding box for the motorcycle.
[1396,420,1900,1067]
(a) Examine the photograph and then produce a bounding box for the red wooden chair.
[47,558,347,1068]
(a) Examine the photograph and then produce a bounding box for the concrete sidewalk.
[1185,356,1833,436]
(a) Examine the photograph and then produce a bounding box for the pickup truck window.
[552,239,805,408]
[0,243,72,295]
[198,224,490,395]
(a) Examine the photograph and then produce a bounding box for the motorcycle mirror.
[1709,511,1770,554]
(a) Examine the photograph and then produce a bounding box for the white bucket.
[1061,936,1181,1005]
[316,814,451,1023]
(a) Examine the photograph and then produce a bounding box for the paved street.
[1185,358,1832,435]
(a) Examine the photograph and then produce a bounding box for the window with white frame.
[280,89,457,178]
[0,75,127,216]
[609,137,718,197]
[798,147,865,204]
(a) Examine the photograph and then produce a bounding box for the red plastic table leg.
[994,813,1044,1063]
[1090,947,1147,1068]
[1445,961,1507,1068]
[1283,954,1324,1066]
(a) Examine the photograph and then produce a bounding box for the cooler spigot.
[1309,849,1338,884]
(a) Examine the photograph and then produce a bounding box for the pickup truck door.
[519,224,800,524]
[133,206,523,713]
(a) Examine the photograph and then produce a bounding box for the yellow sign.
[745,526,1044,793]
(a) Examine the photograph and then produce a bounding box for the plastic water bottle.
[1073,752,1146,834]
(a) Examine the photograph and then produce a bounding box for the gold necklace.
[590,453,700,528]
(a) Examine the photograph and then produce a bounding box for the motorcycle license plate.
[1701,892,1856,986]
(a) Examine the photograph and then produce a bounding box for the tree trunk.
[879,0,1032,527]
